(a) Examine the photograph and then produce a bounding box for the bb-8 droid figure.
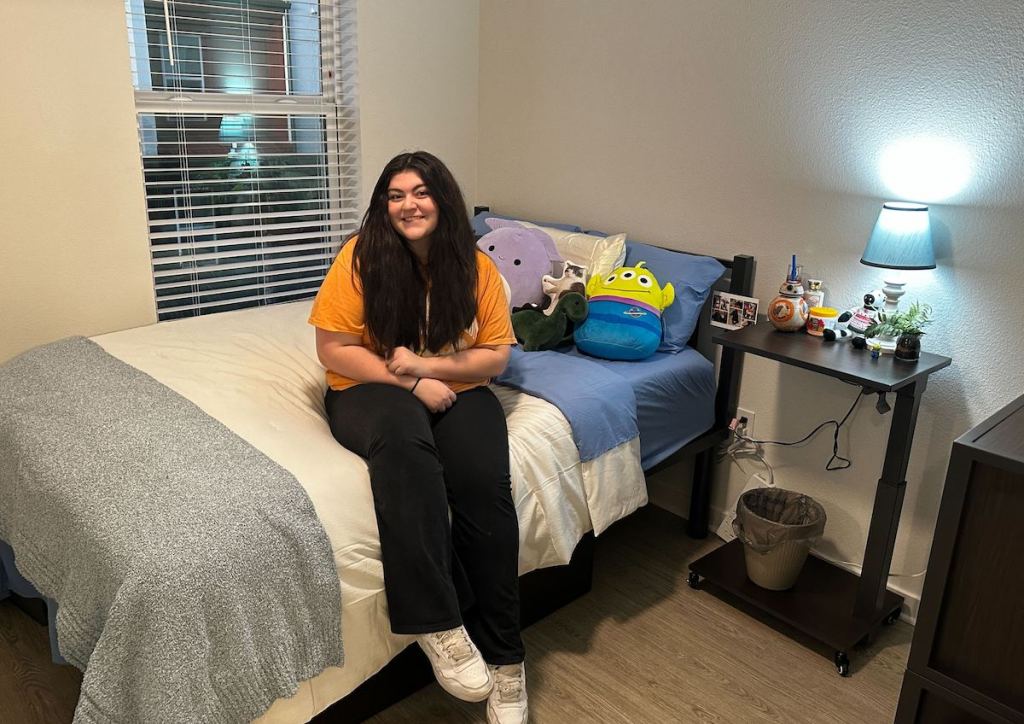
[768,278,809,332]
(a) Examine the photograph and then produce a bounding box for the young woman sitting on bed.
[309,151,528,724]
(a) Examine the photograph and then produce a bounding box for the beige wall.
[0,0,481,362]
[0,1,156,361]
[358,0,479,214]
[478,0,1024,616]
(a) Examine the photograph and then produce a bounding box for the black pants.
[325,383,525,665]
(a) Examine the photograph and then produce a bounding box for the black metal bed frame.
[658,248,756,538]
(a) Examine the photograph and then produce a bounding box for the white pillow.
[517,222,627,279]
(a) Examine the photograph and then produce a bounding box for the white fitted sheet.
[92,300,646,722]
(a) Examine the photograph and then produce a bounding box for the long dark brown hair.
[351,151,478,355]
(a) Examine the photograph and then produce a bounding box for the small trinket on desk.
[768,255,810,332]
[806,306,839,336]
[804,279,825,309]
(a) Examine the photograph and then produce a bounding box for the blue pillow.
[623,241,725,352]
[471,211,582,238]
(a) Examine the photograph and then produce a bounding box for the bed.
[0,218,754,723]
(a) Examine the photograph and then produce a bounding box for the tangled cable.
[723,386,870,472]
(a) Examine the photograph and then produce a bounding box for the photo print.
[710,291,760,330]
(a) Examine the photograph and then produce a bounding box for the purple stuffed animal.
[477,218,563,309]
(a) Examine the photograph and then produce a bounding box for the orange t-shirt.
[308,237,516,392]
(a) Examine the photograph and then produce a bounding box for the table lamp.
[861,202,935,352]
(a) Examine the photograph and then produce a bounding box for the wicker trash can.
[732,487,827,591]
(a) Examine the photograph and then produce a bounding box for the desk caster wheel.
[834,651,850,677]
[883,610,900,625]
[687,572,700,589]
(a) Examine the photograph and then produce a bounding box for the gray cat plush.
[541,260,588,316]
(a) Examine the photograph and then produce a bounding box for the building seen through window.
[126,0,358,320]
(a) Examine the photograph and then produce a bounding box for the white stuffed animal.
[824,291,884,342]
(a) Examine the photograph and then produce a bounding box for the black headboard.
[691,252,756,430]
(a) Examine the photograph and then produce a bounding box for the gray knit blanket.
[0,337,343,723]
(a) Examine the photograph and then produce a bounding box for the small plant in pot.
[867,302,933,362]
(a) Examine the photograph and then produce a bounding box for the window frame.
[126,0,360,320]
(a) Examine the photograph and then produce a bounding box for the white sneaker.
[487,662,528,724]
[416,626,494,702]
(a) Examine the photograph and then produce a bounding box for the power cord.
[719,424,775,485]
[719,390,922,579]
[728,386,873,472]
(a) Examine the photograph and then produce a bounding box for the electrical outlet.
[737,407,755,437]
[715,472,774,542]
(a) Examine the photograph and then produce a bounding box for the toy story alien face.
[586,261,675,312]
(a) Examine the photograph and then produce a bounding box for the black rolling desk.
[687,322,951,676]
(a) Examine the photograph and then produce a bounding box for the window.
[125,0,359,320]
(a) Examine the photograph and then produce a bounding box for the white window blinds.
[125,0,359,320]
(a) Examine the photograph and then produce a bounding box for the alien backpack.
[575,261,675,361]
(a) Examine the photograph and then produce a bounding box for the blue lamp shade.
[861,202,935,270]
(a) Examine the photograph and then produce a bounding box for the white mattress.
[92,301,646,722]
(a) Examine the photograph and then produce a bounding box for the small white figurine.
[824,291,882,344]
[846,292,882,336]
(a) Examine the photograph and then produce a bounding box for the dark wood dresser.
[895,394,1024,723]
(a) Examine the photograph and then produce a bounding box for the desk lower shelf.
[689,540,903,663]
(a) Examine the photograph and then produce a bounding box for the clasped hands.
[386,346,455,413]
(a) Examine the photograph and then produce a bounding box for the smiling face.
[387,171,438,247]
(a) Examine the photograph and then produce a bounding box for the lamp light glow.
[879,137,971,202]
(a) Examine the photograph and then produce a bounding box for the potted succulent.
[867,301,933,362]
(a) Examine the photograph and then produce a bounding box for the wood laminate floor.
[0,505,910,723]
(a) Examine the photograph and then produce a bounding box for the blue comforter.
[495,345,716,467]
[495,347,639,462]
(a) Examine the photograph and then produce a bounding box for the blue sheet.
[562,347,716,469]
[495,347,639,462]
[495,346,715,469]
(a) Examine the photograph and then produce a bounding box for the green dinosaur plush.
[512,292,589,351]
